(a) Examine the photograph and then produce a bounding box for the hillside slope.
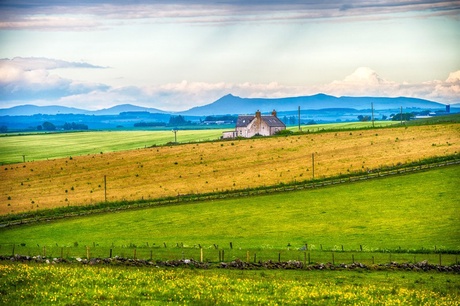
[1,124,459,215]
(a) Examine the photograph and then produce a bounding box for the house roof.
[236,116,255,127]
[236,115,285,128]
[261,116,285,127]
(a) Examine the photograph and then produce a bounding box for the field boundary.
[1,253,459,272]
[1,155,459,228]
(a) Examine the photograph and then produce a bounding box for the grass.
[0,129,227,164]
[1,166,458,253]
[0,121,396,164]
[1,123,459,215]
[1,263,459,305]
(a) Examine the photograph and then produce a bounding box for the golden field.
[1,124,459,215]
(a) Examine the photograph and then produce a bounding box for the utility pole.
[312,153,315,180]
[172,128,178,143]
[298,106,301,131]
[104,175,107,202]
[371,102,375,128]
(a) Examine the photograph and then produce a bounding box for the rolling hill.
[1,94,448,117]
[181,93,447,115]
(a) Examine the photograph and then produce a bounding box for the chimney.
[255,110,261,119]
[271,109,277,117]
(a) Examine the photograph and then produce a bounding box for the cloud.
[1,1,458,30]
[0,57,108,101]
[1,58,458,110]
[58,69,460,111]
[318,67,460,104]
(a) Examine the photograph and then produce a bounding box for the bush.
[275,130,294,136]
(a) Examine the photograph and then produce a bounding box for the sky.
[0,0,459,111]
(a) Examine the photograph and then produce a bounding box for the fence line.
[1,158,459,227]
[1,244,459,266]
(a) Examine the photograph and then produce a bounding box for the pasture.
[1,264,458,305]
[1,166,458,254]
[1,123,458,215]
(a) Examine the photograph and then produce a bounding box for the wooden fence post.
[200,248,203,263]
[86,246,89,260]
[278,253,281,263]
[133,248,137,260]
[308,252,311,264]
[352,254,355,263]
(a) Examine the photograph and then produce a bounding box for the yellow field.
[1,124,459,215]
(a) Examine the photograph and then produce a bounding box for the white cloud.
[316,67,460,104]
[1,58,459,110]
[0,57,108,102]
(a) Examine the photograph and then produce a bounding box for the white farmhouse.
[222,110,286,138]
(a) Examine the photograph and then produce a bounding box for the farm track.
[1,158,458,228]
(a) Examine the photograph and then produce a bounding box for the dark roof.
[236,115,285,128]
[261,116,285,127]
[236,115,255,127]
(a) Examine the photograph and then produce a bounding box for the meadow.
[1,263,458,305]
[1,123,458,215]
[1,166,458,256]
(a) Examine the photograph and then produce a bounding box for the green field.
[0,121,395,164]
[1,166,458,257]
[1,263,458,305]
[0,129,225,164]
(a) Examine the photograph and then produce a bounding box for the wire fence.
[2,157,459,227]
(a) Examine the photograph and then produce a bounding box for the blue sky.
[0,0,459,111]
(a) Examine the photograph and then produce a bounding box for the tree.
[42,121,56,131]
[357,115,371,122]
[391,113,414,121]
[168,115,190,126]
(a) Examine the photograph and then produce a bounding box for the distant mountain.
[0,104,166,116]
[0,104,89,116]
[0,94,448,117]
[91,104,166,115]
[181,93,446,115]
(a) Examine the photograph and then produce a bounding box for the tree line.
[37,122,89,131]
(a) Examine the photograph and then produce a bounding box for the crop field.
[1,123,458,215]
[1,166,458,254]
[1,263,459,305]
[0,121,396,164]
